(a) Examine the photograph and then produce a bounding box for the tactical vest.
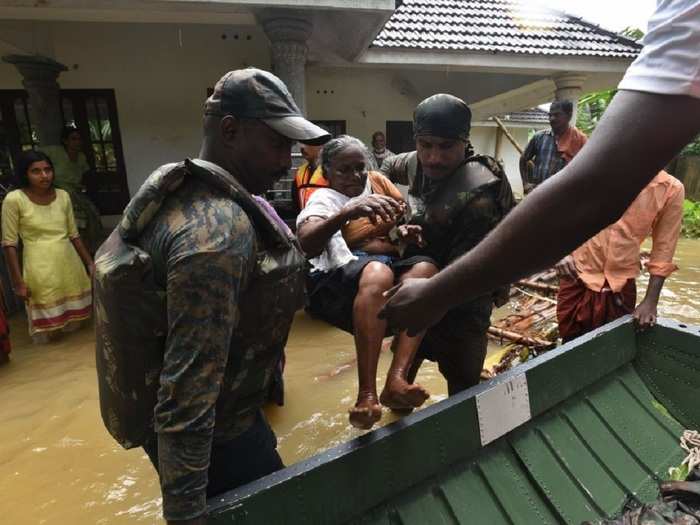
[402,150,515,224]
[94,159,305,449]
[397,151,514,263]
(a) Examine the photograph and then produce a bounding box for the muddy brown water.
[2,238,699,524]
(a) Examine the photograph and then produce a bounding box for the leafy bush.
[681,135,700,157]
[682,199,700,238]
[576,89,616,136]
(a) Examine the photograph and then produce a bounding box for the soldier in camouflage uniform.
[381,94,515,395]
[96,69,329,525]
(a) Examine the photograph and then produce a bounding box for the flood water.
[2,238,699,524]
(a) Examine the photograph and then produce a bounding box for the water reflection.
[1,238,699,523]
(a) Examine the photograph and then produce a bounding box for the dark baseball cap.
[204,68,331,145]
[414,94,472,141]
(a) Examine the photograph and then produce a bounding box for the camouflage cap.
[204,68,331,145]
[413,93,472,141]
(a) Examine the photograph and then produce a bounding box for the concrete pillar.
[261,13,312,114]
[553,73,586,123]
[2,54,67,146]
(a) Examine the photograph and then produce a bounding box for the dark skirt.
[306,252,436,334]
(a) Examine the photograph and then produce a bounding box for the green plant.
[620,26,644,41]
[575,27,643,136]
[682,199,700,238]
[680,135,700,157]
[576,88,617,136]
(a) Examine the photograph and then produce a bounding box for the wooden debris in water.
[485,269,560,377]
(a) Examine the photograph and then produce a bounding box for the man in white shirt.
[381,0,700,333]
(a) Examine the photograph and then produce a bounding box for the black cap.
[413,94,472,141]
[204,68,331,145]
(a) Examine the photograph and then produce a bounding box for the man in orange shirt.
[520,100,587,194]
[292,143,327,212]
[556,170,684,341]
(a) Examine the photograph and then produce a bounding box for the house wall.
[0,22,272,196]
[471,126,531,197]
[0,21,546,201]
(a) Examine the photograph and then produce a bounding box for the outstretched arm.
[381,90,700,332]
[634,275,665,330]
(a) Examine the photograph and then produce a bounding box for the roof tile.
[372,0,641,58]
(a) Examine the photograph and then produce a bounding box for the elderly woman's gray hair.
[320,135,372,176]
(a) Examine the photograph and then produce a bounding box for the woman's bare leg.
[380,262,439,410]
[349,262,395,430]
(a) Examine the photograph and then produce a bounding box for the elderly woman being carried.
[297,135,438,430]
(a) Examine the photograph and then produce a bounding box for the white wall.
[0,20,541,199]
[306,67,531,194]
[471,126,530,197]
[0,21,271,195]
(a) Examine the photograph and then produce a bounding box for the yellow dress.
[1,189,92,334]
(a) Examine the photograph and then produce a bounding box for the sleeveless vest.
[94,159,305,449]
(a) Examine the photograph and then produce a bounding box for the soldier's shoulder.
[463,155,503,184]
[145,178,256,261]
[381,151,415,170]
[180,182,255,244]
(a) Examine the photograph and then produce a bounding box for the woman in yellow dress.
[2,150,94,343]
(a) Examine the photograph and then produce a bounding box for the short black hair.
[14,149,54,188]
[550,99,574,116]
[60,125,81,144]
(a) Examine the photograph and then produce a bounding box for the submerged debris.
[485,269,560,376]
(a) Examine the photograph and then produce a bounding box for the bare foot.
[380,377,429,410]
[349,394,382,430]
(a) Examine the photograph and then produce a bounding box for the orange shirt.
[294,162,328,209]
[342,171,404,249]
[573,171,684,293]
[557,126,588,162]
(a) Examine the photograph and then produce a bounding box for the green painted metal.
[208,318,700,524]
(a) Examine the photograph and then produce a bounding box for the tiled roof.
[373,0,642,58]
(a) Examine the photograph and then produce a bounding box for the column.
[2,54,67,146]
[553,73,586,123]
[261,13,312,114]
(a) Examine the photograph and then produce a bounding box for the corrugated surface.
[372,0,642,58]
[350,364,684,524]
[208,319,698,525]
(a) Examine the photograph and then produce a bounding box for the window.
[0,105,16,185]
[0,89,130,215]
[386,121,415,154]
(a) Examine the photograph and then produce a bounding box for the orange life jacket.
[294,162,328,209]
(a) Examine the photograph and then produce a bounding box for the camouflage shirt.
[382,150,514,268]
[136,161,304,521]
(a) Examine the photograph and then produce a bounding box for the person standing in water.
[2,150,93,343]
[95,68,329,524]
[381,94,515,395]
[44,126,104,253]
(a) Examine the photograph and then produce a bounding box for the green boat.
[207,317,700,524]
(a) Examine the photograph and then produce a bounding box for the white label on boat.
[476,373,531,446]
